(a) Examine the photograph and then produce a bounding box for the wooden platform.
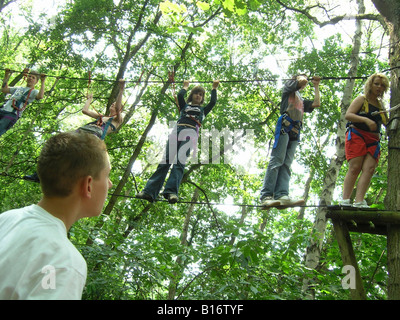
[326,205,400,300]
[326,205,400,235]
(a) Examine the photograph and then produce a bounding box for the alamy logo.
[41,265,56,290]
[145,122,256,175]
[341,265,356,289]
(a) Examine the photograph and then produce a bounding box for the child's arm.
[81,93,99,119]
[177,80,190,110]
[35,73,47,100]
[311,76,320,108]
[1,69,12,94]
[203,80,219,116]
[114,79,125,122]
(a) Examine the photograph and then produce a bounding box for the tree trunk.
[370,0,400,211]
[371,0,400,300]
[302,0,365,298]
[297,167,314,220]
[168,188,200,300]
[387,225,400,299]
[106,10,162,110]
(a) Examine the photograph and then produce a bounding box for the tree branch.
[275,0,384,28]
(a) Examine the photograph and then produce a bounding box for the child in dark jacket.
[137,79,219,204]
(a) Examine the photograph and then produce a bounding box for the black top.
[176,88,217,127]
[351,102,382,133]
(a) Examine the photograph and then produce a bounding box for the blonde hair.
[364,73,389,99]
[37,131,108,197]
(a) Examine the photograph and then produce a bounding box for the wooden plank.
[327,205,378,212]
[330,218,366,300]
[327,209,400,225]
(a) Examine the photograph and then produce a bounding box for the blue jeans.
[260,132,298,200]
[0,110,17,137]
[143,126,197,200]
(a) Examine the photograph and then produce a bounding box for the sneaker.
[136,192,154,203]
[260,196,280,208]
[276,195,305,207]
[164,193,178,204]
[353,200,369,208]
[339,199,352,206]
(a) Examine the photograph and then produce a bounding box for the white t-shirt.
[0,204,87,300]
[2,86,39,114]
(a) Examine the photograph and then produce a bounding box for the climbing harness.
[360,98,388,125]
[79,117,115,140]
[11,87,35,118]
[273,113,302,148]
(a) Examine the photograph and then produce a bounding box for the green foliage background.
[0,0,390,300]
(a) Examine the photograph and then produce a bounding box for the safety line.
[0,173,394,212]
[111,192,330,209]
[110,193,399,212]
[1,66,399,86]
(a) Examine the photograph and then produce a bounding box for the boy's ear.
[80,176,93,199]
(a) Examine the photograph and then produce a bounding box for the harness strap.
[273,113,301,148]
[188,114,202,128]
[100,117,114,140]
[362,98,388,125]
[11,87,34,118]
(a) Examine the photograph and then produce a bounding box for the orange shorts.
[345,128,380,162]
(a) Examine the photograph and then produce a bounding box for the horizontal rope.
[112,192,329,209]
[0,173,394,211]
[112,193,399,212]
[2,66,399,86]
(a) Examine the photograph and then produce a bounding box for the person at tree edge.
[340,73,389,208]
[260,74,321,208]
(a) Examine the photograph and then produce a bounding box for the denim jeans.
[143,126,197,200]
[260,132,298,200]
[0,110,17,137]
